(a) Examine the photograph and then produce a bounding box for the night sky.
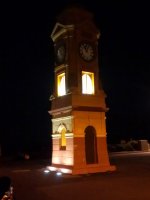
[1,1,150,155]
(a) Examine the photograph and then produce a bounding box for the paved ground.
[1,151,150,200]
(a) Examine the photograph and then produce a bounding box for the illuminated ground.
[1,152,150,200]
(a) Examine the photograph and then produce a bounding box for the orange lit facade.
[49,7,116,174]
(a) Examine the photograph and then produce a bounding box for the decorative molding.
[54,64,66,72]
[49,95,55,101]
[74,135,106,138]
[52,133,73,138]
[51,23,74,41]
[52,115,74,122]
[52,134,61,138]
[49,106,72,115]
[65,133,73,138]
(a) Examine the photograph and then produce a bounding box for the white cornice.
[51,115,74,122]
[52,132,73,138]
[51,23,74,42]
[48,106,72,115]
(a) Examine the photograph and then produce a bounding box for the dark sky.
[1,1,150,155]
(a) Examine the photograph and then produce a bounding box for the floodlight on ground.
[56,171,62,176]
[47,166,57,171]
[44,169,50,174]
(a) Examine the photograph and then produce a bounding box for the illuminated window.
[60,128,66,150]
[57,73,66,96]
[82,71,94,94]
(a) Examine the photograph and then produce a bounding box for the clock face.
[56,45,66,63]
[79,42,94,61]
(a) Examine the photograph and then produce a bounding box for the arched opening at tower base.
[85,126,98,164]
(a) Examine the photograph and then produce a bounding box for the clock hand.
[83,48,88,56]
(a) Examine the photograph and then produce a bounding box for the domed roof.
[57,5,93,25]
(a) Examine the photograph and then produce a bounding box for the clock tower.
[49,6,116,174]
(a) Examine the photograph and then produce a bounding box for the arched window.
[60,128,66,150]
[58,125,67,150]
[57,73,66,96]
[82,71,94,94]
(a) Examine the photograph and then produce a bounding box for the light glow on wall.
[82,71,94,94]
[57,73,66,96]
[47,166,72,174]
[52,157,61,164]
[63,157,73,165]
[47,166,57,171]
[60,168,72,174]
